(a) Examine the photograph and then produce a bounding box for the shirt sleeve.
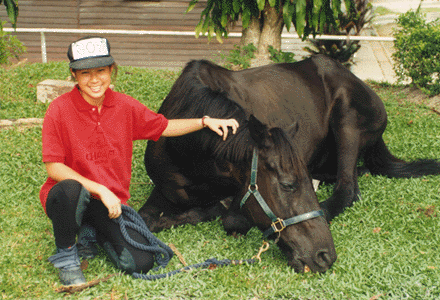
[42,102,66,163]
[131,100,169,141]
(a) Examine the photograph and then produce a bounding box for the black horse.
[139,55,440,273]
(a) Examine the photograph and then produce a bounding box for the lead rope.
[114,205,258,281]
[114,205,174,269]
[55,206,266,294]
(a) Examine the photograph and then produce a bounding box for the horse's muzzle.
[287,249,336,273]
[279,239,337,273]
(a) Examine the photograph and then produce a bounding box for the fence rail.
[3,27,395,64]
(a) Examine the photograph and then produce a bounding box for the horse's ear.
[248,115,271,148]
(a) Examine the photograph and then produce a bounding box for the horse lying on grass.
[138,55,440,273]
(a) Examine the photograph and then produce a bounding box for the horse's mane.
[161,60,305,174]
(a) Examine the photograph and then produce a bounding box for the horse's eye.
[280,182,297,192]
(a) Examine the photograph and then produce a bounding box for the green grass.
[1,64,440,299]
[0,62,178,119]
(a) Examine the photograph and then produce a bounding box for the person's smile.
[72,66,113,108]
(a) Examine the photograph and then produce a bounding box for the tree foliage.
[187,0,350,41]
[1,1,24,65]
[2,0,18,29]
[0,21,26,64]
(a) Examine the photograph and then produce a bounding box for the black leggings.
[46,179,154,274]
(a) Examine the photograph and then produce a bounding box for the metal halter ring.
[248,184,258,192]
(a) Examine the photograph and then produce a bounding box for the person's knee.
[102,242,155,274]
[133,250,155,274]
[46,179,91,248]
[46,179,83,220]
[46,179,91,227]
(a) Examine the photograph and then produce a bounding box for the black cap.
[67,36,115,70]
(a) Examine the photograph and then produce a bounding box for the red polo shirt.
[39,86,168,213]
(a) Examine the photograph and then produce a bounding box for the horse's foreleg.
[320,169,361,222]
[320,127,362,221]
[139,187,226,233]
[138,186,171,232]
[222,196,252,235]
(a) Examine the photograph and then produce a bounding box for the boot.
[48,244,86,286]
[77,224,98,259]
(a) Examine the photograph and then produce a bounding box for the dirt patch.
[0,118,43,129]
[395,86,431,105]
[404,89,440,112]
[408,90,440,113]
[417,205,437,218]
[369,82,440,112]
[2,58,28,70]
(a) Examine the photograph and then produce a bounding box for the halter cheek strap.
[240,148,324,238]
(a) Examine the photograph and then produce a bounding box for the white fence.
[4,27,395,64]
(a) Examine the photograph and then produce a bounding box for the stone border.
[0,118,44,129]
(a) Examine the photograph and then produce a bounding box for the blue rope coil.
[114,205,255,280]
[115,206,173,269]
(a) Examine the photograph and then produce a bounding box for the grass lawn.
[1,63,440,299]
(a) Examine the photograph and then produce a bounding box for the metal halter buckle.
[271,218,286,233]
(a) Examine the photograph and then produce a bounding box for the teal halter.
[240,148,324,238]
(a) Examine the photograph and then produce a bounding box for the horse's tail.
[363,138,440,178]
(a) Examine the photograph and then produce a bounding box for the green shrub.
[393,7,440,95]
[305,39,361,66]
[268,46,296,64]
[0,21,26,65]
[304,0,373,66]
[223,43,296,70]
[222,43,257,70]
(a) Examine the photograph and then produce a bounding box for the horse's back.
[164,56,387,160]
[190,56,329,129]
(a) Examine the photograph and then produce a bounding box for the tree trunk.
[240,16,261,48]
[240,3,284,68]
[258,3,284,55]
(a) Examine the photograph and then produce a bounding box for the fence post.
[41,32,47,63]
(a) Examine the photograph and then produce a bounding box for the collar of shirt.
[71,84,116,111]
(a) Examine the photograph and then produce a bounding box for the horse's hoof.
[222,213,251,235]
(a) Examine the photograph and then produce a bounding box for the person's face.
[71,65,113,105]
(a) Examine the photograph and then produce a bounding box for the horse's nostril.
[316,250,332,268]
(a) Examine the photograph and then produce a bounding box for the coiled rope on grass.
[115,205,256,280]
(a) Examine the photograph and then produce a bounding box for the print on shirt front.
[85,131,117,166]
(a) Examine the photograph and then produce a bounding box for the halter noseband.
[240,148,324,238]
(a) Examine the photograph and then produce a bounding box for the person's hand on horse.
[97,185,122,219]
[203,117,239,141]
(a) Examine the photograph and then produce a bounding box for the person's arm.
[161,117,239,140]
[45,162,122,219]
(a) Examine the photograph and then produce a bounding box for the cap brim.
[69,56,115,70]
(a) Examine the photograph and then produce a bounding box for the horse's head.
[240,115,336,273]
